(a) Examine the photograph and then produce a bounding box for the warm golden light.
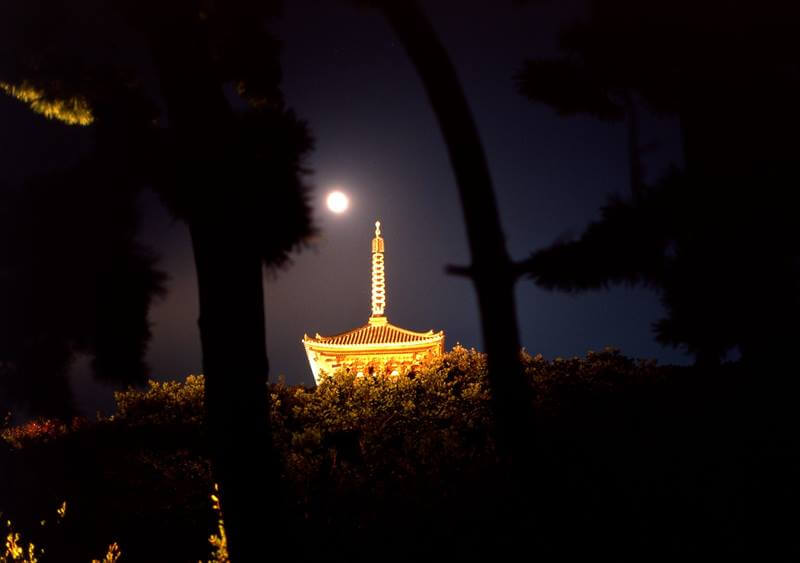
[0,81,94,126]
[301,219,445,385]
[371,220,386,317]
[326,190,349,214]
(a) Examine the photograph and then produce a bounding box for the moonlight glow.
[326,190,350,214]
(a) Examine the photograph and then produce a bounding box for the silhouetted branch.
[444,264,473,278]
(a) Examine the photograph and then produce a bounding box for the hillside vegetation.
[1,347,797,561]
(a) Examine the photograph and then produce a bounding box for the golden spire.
[370,220,387,322]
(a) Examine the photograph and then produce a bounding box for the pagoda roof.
[304,317,443,349]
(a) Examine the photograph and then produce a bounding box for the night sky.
[2,0,689,415]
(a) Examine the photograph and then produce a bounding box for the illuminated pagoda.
[302,220,445,384]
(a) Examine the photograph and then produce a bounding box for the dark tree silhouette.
[363,0,534,480]
[0,0,170,416]
[0,164,166,419]
[1,1,313,559]
[516,0,800,365]
[0,67,172,418]
[142,6,314,560]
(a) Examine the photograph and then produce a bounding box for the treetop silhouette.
[2,2,314,560]
[516,0,800,365]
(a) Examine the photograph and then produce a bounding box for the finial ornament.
[371,219,386,317]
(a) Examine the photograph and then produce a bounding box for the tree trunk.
[379,0,533,470]
[151,26,278,562]
[190,218,277,562]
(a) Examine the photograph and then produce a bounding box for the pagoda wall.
[306,343,444,384]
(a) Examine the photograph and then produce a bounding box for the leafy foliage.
[0,0,315,424]
[0,82,93,126]
[1,501,120,563]
[2,347,798,559]
[113,375,206,427]
[517,0,800,364]
[1,419,73,450]
[0,168,167,418]
[206,485,228,563]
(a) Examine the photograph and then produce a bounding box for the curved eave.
[302,331,444,352]
[314,324,437,341]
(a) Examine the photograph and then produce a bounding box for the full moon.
[326,190,349,214]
